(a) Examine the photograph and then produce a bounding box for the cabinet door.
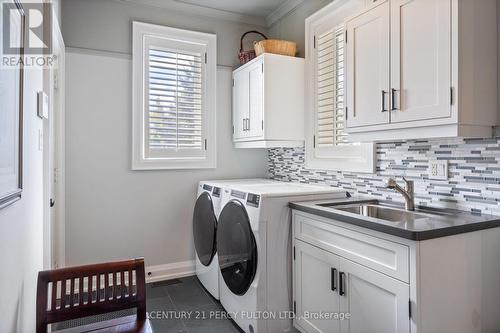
[294,240,341,333]
[346,1,390,128]
[233,69,249,140]
[339,258,410,333]
[390,0,451,123]
[247,61,264,139]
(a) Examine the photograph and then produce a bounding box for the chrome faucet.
[386,177,415,211]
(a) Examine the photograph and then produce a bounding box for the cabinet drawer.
[294,212,409,283]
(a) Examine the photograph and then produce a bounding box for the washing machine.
[216,182,346,333]
[193,179,279,299]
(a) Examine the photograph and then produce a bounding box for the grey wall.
[61,0,269,67]
[268,0,333,57]
[62,0,269,269]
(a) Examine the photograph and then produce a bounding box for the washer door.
[193,192,217,266]
[217,200,257,296]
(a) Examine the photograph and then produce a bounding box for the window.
[132,22,216,170]
[305,1,375,173]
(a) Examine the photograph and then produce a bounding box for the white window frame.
[132,21,216,170]
[305,0,375,173]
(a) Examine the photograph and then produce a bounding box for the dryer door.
[217,200,257,296]
[193,192,217,266]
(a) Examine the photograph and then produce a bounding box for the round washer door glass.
[193,192,217,266]
[217,200,257,296]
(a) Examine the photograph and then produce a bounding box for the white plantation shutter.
[305,4,375,173]
[147,48,204,155]
[316,27,347,148]
[132,22,216,170]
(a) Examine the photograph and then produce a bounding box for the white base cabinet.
[294,240,341,333]
[294,240,409,333]
[232,54,305,148]
[292,210,500,333]
[338,256,409,333]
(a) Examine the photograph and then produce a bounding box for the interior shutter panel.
[316,27,347,148]
[147,47,204,154]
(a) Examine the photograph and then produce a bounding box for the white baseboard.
[145,260,196,283]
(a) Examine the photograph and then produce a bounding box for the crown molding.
[266,0,305,27]
[115,0,267,27]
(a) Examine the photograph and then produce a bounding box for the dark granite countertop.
[289,196,500,241]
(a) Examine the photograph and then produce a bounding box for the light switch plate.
[429,160,448,180]
[37,91,49,119]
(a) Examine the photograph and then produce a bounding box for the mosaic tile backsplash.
[268,138,500,215]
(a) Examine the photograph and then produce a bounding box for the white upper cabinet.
[247,62,264,139]
[346,1,390,128]
[390,0,451,123]
[345,0,498,141]
[232,54,305,148]
[233,68,249,140]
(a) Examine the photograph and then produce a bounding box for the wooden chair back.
[36,258,146,333]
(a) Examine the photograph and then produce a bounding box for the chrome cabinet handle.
[339,271,346,296]
[331,268,337,292]
[391,88,398,111]
[381,90,388,112]
[246,118,250,131]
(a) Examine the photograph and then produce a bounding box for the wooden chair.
[36,258,153,333]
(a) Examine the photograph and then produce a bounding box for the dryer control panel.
[212,187,221,197]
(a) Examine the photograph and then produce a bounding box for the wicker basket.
[238,30,268,65]
[254,39,297,57]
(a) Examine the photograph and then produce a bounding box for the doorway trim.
[42,8,65,269]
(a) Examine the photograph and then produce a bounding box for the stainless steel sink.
[334,204,427,222]
[316,200,450,223]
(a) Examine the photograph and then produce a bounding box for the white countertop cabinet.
[232,54,305,148]
[292,210,500,333]
[344,0,498,141]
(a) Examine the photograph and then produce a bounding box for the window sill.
[305,143,376,173]
[132,158,216,171]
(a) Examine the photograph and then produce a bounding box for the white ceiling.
[175,0,290,18]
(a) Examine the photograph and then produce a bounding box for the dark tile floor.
[146,276,242,333]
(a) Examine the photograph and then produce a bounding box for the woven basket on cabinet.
[254,39,297,57]
[238,30,267,65]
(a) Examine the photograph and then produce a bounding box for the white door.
[346,1,390,128]
[233,69,249,140]
[390,0,451,123]
[339,258,410,333]
[42,80,55,269]
[247,60,264,139]
[294,240,341,333]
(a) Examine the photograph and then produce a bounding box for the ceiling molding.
[266,0,305,27]
[115,0,268,27]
